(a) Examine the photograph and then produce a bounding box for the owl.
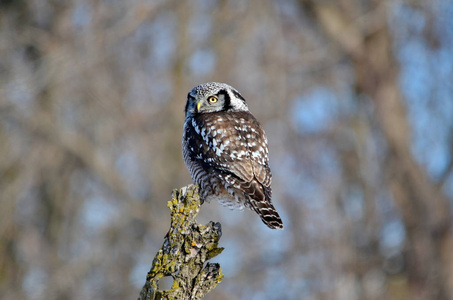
[182,82,283,229]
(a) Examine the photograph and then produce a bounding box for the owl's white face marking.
[182,82,284,229]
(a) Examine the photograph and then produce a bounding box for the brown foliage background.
[1,1,452,299]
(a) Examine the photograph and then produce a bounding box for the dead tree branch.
[139,185,224,300]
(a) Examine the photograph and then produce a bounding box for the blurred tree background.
[1,0,452,299]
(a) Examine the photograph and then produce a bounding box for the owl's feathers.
[182,82,283,229]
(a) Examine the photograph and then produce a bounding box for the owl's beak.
[196,100,202,112]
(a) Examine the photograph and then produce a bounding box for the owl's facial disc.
[185,82,249,117]
[195,92,224,114]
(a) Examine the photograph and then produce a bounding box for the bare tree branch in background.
[298,1,453,299]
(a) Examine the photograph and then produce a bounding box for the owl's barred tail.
[242,180,283,229]
[253,202,284,230]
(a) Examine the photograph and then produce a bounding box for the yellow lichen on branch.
[139,185,224,300]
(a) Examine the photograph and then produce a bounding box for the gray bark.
[139,185,224,300]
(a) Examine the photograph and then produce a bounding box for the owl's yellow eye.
[207,96,218,104]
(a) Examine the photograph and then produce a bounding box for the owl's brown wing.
[190,111,282,229]
[191,111,269,185]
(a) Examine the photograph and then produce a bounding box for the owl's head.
[185,82,249,117]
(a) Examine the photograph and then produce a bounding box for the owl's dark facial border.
[185,93,196,115]
[217,89,232,111]
[217,88,246,111]
[232,90,246,102]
